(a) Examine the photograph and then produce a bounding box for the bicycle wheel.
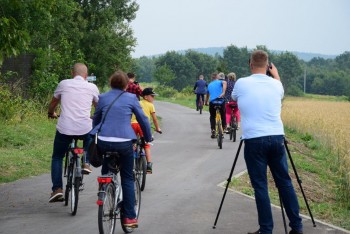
[121,179,141,233]
[229,117,234,141]
[70,157,79,216]
[199,99,203,114]
[232,117,237,142]
[98,183,116,234]
[64,152,73,206]
[138,155,147,191]
[217,121,223,149]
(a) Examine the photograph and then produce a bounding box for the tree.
[156,51,197,90]
[274,52,303,95]
[184,50,218,80]
[153,64,175,86]
[133,56,156,82]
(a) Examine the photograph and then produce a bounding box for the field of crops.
[281,97,350,195]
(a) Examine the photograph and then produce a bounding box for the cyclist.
[131,87,161,174]
[126,72,143,100]
[224,72,240,132]
[205,73,227,138]
[91,71,152,228]
[193,74,207,111]
[48,63,99,202]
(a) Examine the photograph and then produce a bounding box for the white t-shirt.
[232,74,284,139]
[54,76,99,135]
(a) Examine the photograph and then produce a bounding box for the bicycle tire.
[199,99,203,114]
[64,152,73,206]
[139,156,147,191]
[70,158,79,216]
[217,121,223,149]
[229,116,234,141]
[232,117,237,142]
[121,179,141,233]
[98,183,116,234]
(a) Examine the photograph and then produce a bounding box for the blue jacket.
[91,89,152,142]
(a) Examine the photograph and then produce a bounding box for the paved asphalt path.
[1,101,349,234]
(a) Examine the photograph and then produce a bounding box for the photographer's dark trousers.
[244,135,303,234]
[209,101,226,130]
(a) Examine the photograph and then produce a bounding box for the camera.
[266,63,273,77]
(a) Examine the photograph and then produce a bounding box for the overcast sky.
[130,0,349,58]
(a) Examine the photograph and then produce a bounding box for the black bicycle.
[63,138,85,216]
[227,102,238,142]
[134,136,147,191]
[97,152,141,234]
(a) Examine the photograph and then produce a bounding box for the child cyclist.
[131,88,161,173]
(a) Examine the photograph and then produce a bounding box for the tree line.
[1,0,138,102]
[1,0,349,102]
[133,45,350,99]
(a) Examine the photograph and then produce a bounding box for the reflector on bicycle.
[96,200,104,206]
[97,177,112,183]
[73,148,84,154]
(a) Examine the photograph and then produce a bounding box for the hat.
[142,87,158,96]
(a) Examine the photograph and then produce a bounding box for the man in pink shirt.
[48,63,99,202]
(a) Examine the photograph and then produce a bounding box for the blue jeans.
[97,140,136,219]
[51,131,92,191]
[244,135,303,234]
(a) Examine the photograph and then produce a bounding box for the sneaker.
[49,188,63,203]
[122,218,138,228]
[82,163,92,174]
[211,130,216,139]
[147,162,153,174]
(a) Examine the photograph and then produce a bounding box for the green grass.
[0,115,56,183]
[230,127,350,230]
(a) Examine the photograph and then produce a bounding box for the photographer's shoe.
[247,230,260,234]
[289,230,303,234]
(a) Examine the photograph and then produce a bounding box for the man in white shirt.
[48,63,99,202]
[232,50,303,234]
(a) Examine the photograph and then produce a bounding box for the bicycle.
[198,94,205,114]
[212,98,225,149]
[97,152,141,234]
[63,138,86,216]
[134,136,147,191]
[227,102,238,142]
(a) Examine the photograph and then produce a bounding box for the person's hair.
[227,72,236,81]
[73,63,88,77]
[250,50,269,68]
[211,73,218,80]
[109,71,128,89]
[127,72,135,79]
[199,74,204,79]
[218,72,225,80]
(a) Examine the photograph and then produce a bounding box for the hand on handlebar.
[48,112,59,119]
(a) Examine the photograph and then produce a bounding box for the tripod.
[213,138,316,232]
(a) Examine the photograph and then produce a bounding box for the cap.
[142,87,158,96]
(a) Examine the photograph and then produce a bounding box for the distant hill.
[176,47,337,62]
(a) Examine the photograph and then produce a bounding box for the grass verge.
[230,127,350,231]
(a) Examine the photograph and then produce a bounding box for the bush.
[156,85,178,98]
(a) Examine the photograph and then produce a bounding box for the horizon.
[131,0,349,58]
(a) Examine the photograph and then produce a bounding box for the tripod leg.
[284,139,316,227]
[278,189,288,234]
[213,140,243,229]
